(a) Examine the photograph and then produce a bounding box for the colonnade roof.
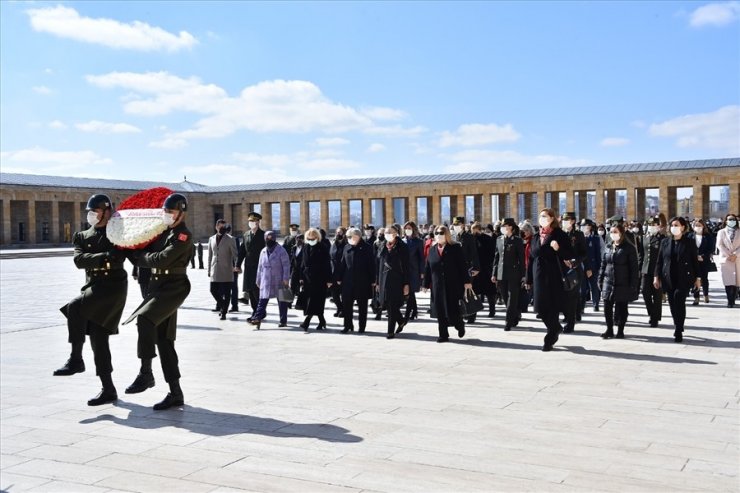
[1,157,738,193]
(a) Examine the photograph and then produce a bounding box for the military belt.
[151,267,187,275]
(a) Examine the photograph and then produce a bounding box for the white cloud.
[180,163,292,185]
[0,147,113,170]
[75,120,142,134]
[49,120,67,130]
[44,68,54,75]
[361,106,407,121]
[88,73,397,143]
[315,137,350,147]
[27,5,197,52]
[441,149,590,173]
[300,158,361,171]
[648,105,740,153]
[367,143,386,153]
[438,123,521,147]
[600,137,630,147]
[149,137,188,149]
[689,1,740,27]
[364,124,427,137]
[32,85,52,95]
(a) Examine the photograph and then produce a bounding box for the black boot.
[153,380,184,411]
[727,286,736,308]
[615,326,625,339]
[53,357,85,376]
[601,327,614,339]
[88,374,117,406]
[126,372,155,394]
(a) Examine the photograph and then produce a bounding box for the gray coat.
[208,233,238,283]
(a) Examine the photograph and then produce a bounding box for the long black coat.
[689,233,716,277]
[300,242,332,315]
[330,238,347,278]
[60,226,128,334]
[423,243,470,320]
[526,228,575,314]
[124,222,193,340]
[376,240,410,305]
[598,242,639,303]
[336,241,375,300]
[238,228,265,292]
[492,234,525,281]
[403,237,425,292]
[473,232,496,294]
[655,236,700,292]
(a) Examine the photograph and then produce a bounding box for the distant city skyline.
[1,1,738,186]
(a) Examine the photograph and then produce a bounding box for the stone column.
[482,193,492,224]
[320,200,329,231]
[301,200,310,230]
[281,201,291,232]
[455,194,464,221]
[261,201,272,232]
[341,198,349,227]
[565,189,575,215]
[408,196,418,224]
[731,181,740,214]
[27,200,36,244]
[223,203,233,228]
[51,200,59,243]
[363,197,372,227]
[605,190,617,219]
[626,187,636,221]
[2,200,11,245]
[73,198,82,232]
[594,187,604,223]
[635,189,646,221]
[692,185,708,220]
[383,196,393,226]
[509,189,518,223]
[537,189,546,219]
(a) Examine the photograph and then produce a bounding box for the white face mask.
[453,225,463,233]
[384,233,396,242]
[405,229,413,237]
[727,219,737,228]
[435,234,446,244]
[306,239,318,246]
[539,217,551,228]
[364,230,373,238]
[610,233,621,243]
[693,227,703,235]
[348,238,359,246]
[583,226,592,235]
[670,226,682,236]
[290,230,298,237]
[562,221,573,232]
[502,226,512,237]
[87,210,100,227]
[484,231,493,237]
[598,229,605,235]
[648,225,659,235]
[163,212,176,226]
[248,221,257,230]
[631,227,640,234]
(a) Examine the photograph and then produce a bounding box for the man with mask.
[55,194,128,406]
[451,216,480,323]
[237,212,265,318]
[641,214,666,326]
[580,218,602,313]
[363,224,377,245]
[282,223,300,263]
[208,219,238,320]
[492,218,525,330]
[225,224,240,312]
[561,212,589,332]
[124,193,192,410]
[330,227,348,317]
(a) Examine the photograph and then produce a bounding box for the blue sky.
[1,1,738,186]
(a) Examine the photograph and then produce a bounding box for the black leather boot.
[88,387,117,406]
[154,380,184,410]
[53,358,85,376]
[125,372,155,394]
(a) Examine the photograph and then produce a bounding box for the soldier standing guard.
[123,193,192,410]
[55,194,128,406]
[238,211,265,319]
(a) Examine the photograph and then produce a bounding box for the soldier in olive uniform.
[641,214,666,327]
[237,211,265,318]
[561,212,589,333]
[55,194,128,406]
[123,193,192,410]
[492,218,525,331]
[282,223,300,264]
[451,216,481,323]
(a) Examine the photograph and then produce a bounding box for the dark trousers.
[581,273,601,310]
[248,286,260,311]
[563,286,580,331]
[343,296,368,330]
[139,282,149,299]
[498,279,521,327]
[88,324,112,376]
[210,282,232,315]
[190,257,195,269]
[437,315,464,339]
[642,275,662,322]
[253,298,288,324]
[603,299,628,331]
[136,316,180,383]
[198,255,204,269]
[666,287,689,333]
[519,286,530,312]
[725,286,737,307]
[331,284,344,315]
[404,292,418,319]
[694,273,709,298]
[540,310,561,347]
[230,272,239,309]
[386,299,403,334]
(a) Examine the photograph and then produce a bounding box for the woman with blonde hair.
[423,225,472,342]
[376,225,410,339]
[299,227,332,331]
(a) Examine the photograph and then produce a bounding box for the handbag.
[559,260,580,292]
[371,290,383,314]
[459,287,484,317]
[707,257,718,273]
[278,287,294,303]
[294,288,308,311]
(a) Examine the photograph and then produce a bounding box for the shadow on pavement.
[561,345,717,364]
[79,401,363,443]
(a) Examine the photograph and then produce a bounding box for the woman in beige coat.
[716,213,740,308]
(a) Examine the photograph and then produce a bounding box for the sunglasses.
[434,231,445,235]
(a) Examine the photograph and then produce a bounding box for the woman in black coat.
[471,222,497,318]
[423,225,472,343]
[376,225,410,339]
[336,228,376,333]
[654,217,701,342]
[402,221,425,322]
[329,227,347,317]
[598,224,639,339]
[299,228,332,331]
[690,219,715,305]
[525,208,575,351]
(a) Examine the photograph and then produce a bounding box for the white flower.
[108,209,167,248]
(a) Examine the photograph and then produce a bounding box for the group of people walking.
[56,190,739,408]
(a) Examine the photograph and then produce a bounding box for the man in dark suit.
[451,216,480,323]
[561,212,589,332]
[641,215,666,326]
[237,211,265,317]
[492,218,525,330]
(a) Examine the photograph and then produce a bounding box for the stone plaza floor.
[0,253,738,492]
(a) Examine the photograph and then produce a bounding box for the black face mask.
[265,239,276,248]
[336,234,344,240]
[217,227,225,235]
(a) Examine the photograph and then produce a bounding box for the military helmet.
[86,194,112,211]
[163,193,188,211]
